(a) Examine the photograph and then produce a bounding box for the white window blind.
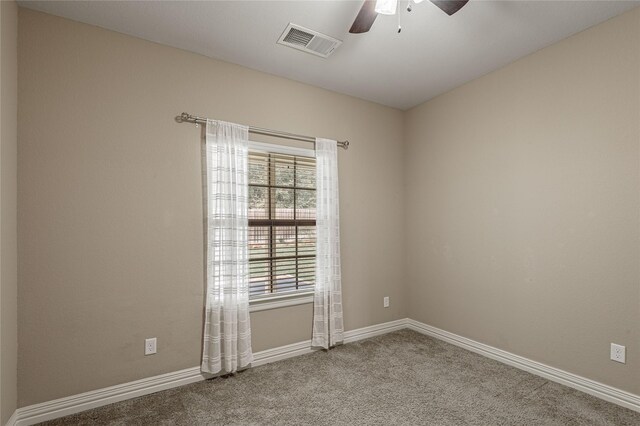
[248,149,316,299]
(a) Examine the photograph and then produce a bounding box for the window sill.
[249,291,314,313]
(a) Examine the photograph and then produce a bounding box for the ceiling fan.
[350,0,469,34]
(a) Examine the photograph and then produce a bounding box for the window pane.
[275,158,294,187]
[249,225,270,297]
[297,255,315,292]
[274,258,298,293]
[298,226,316,257]
[249,272,271,297]
[249,186,268,220]
[248,226,269,259]
[248,155,268,185]
[296,189,316,220]
[274,226,296,258]
[274,188,294,219]
[296,163,315,188]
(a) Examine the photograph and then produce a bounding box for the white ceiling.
[18,0,640,110]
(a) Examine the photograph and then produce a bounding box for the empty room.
[1,0,639,424]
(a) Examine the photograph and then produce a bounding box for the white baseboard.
[251,318,407,367]
[406,319,640,413]
[9,317,640,425]
[10,318,407,426]
[4,411,18,426]
[11,366,208,426]
[344,318,408,343]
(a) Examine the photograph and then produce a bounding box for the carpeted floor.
[42,330,640,425]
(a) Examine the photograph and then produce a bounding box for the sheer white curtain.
[201,119,253,374]
[312,138,344,349]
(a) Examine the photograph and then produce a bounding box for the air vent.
[277,23,342,58]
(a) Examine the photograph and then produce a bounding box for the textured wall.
[1,0,19,423]
[17,2,640,410]
[405,8,640,394]
[17,9,406,406]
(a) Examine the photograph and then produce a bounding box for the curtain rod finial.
[176,112,191,123]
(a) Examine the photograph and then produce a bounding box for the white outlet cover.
[610,343,625,364]
[383,297,390,308]
[145,338,157,355]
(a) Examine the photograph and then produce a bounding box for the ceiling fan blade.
[349,0,378,34]
[430,0,469,16]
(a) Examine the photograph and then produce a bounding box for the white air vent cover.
[277,23,342,58]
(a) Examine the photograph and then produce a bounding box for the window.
[248,147,316,300]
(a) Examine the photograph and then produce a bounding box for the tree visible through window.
[248,150,316,298]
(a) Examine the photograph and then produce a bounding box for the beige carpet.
[41,330,640,425]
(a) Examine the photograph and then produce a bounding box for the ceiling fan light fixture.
[374,0,398,15]
[413,0,425,3]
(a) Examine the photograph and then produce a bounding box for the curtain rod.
[175,112,349,150]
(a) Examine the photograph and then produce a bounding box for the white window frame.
[247,141,316,312]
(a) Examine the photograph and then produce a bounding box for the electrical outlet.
[610,343,625,364]
[383,296,390,308]
[145,338,157,355]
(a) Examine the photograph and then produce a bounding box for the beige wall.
[1,0,19,423]
[405,7,640,394]
[16,1,640,410]
[17,8,406,406]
